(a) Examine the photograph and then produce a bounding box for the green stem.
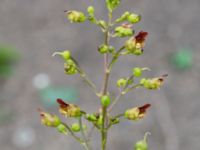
[108,46,125,69]
[101,11,112,150]
[79,117,91,150]
[61,122,82,143]
[71,57,99,96]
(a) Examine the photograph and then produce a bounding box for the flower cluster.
[38,0,167,150]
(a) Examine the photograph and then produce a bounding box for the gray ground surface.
[0,0,200,150]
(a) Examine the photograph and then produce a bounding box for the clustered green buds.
[134,132,150,150]
[57,99,82,118]
[115,23,134,37]
[98,44,114,54]
[52,50,78,75]
[101,95,111,107]
[38,109,61,127]
[125,104,151,121]
[64,59,78,75]
[140,75,167,89]
[87,6,96,23]
[106,0,121,12]
[66,10,86,23]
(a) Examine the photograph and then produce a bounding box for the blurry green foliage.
[0,44,20,78]
[170,48,193,71]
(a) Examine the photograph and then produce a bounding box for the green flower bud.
[97,115,103,126]
[115,11,130,23]
[87,6,95,15]
[52,50,71,61]
[101,95,111,107]
[86,114,98,122]
[134,132,150,150]
[134,49,143,55]
[98,44,109,54]
[127,13,141,24]
[64,59,78,75]
[57,124,68,135]
[66,10,86,23]
[133,67,142,77]
[98,20,107,29]
[108,46,115,53]
[110,118,120,125]
[106,0,121,12]
[71,123,81,132]
[115,26,134,37]
[117,78,127,87]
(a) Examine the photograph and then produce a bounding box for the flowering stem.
[101,11,112,150]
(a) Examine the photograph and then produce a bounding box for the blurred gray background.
[0,0,200,150]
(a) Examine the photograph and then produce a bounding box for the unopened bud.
[134,132,150,150]
[52,50,71,61]
[66,10,86,23]
[117,78,127,87]
[71,123,81,132]
[98,44,109,54]
[115,24,134,37]
[127,13,141,24]
[115,11,130,23]
[57,123,68,135]
[64,59,78,75]
[101,95,111,107]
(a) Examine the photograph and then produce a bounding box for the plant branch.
[71,57,99,96]
[79,117,91,150]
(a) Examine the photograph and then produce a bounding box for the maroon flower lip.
[135,31,148,43]
[138,103,151,114]
[57,98,69,108]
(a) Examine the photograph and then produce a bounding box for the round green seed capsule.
[62,51,71,60]
[87,6,95,15]
[117,78,127,87]
[101,95,111,107]
[57,124,67,134]
[71,123,81,132]
[134,140,147,150]
[133,67,142,77]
